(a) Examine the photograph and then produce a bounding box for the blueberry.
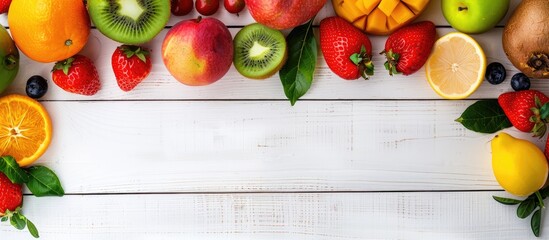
[511,73,531,91]
[485,62,506,85]
[26,75,48,99]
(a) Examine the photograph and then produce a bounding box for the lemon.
[491,133,548,197]
[425,32,486,99]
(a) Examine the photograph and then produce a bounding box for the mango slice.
[331,0,431,35]
[366,8,388,34]
[378,0,400,16]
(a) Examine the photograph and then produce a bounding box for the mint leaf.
[518,198,537,219]
[279,18,318,106]
[493,196,522,205]
[10,213,26,230]
[26,219,39,238]
[532,209,541,237]
[0,156,29,184]
[26,166,64,197]
[456,100,512,133]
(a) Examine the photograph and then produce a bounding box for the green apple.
[442,0,510,34]
[0,26,19,94]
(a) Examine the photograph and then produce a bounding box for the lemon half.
[425,32,486,99]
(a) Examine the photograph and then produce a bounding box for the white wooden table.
[2,0,547,239]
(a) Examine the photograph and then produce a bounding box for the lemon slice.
[425,32,486,99]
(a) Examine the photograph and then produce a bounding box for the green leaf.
[1,216,7,222]
[541,102,549,120]
[0,156,29,184]
[493,196,522,205]
[279,18,318,106]
[26,166,64,197]
[531,209,541,237]
[455,100,512,133]
[518,198,537,219]
[10,213,26,230]
[26,219,39,238]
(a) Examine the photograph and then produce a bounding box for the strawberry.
[52,55,101,95]
[0,172,22,215]
[0,0,11,14]
[382,21,436,76]
[111,45,152,92]
[320,16,374,80]
[498,90,549,137]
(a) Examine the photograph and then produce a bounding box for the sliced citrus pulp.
[0,94,52,167]
[425,32,486,99]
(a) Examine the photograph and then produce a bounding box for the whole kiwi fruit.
[502,0,549,79]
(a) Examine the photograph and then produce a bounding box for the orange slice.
[0,94,52,167]
[425,32,486,99]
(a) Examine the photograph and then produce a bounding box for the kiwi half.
[233,23,287,79]
[87,0,170,44]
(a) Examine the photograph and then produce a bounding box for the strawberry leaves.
[53,57,75,75]
[0,155,64,238]
[3,208,39,238]
[350,45,374,79]
[120,45,149,63]
[381,49,400,76]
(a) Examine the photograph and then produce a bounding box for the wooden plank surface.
[1,0,543,239]
[30,100,543,193]
[0,191,542,240]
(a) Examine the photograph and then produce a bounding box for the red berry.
[498,90,549,137]
[171,0,193,16]
[196,0,219,16]
[383,21,436,76]
[320,16,374,80]
[0,172,22,215]
[0,0,12,14]
[224,0,245,14]
[112,45,152,92]
[52,55,101,96]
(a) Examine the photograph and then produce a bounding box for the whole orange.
[7,0,90,63]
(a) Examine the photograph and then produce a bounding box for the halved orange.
[425,32,486,99]
[0,94,52,167]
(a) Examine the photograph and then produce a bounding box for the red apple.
[244,0,326,30]
[161,17,233,86]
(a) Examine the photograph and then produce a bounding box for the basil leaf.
[0,156,29,184]
[26,166,64,197]
[10,213,26,230]
[455,100,512,133]
[493,196,522,205]
[532,209,541,237]
[518,199,537,219]
[279,18,318,106]
[26,219,39,238]
[1,216,7,222]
